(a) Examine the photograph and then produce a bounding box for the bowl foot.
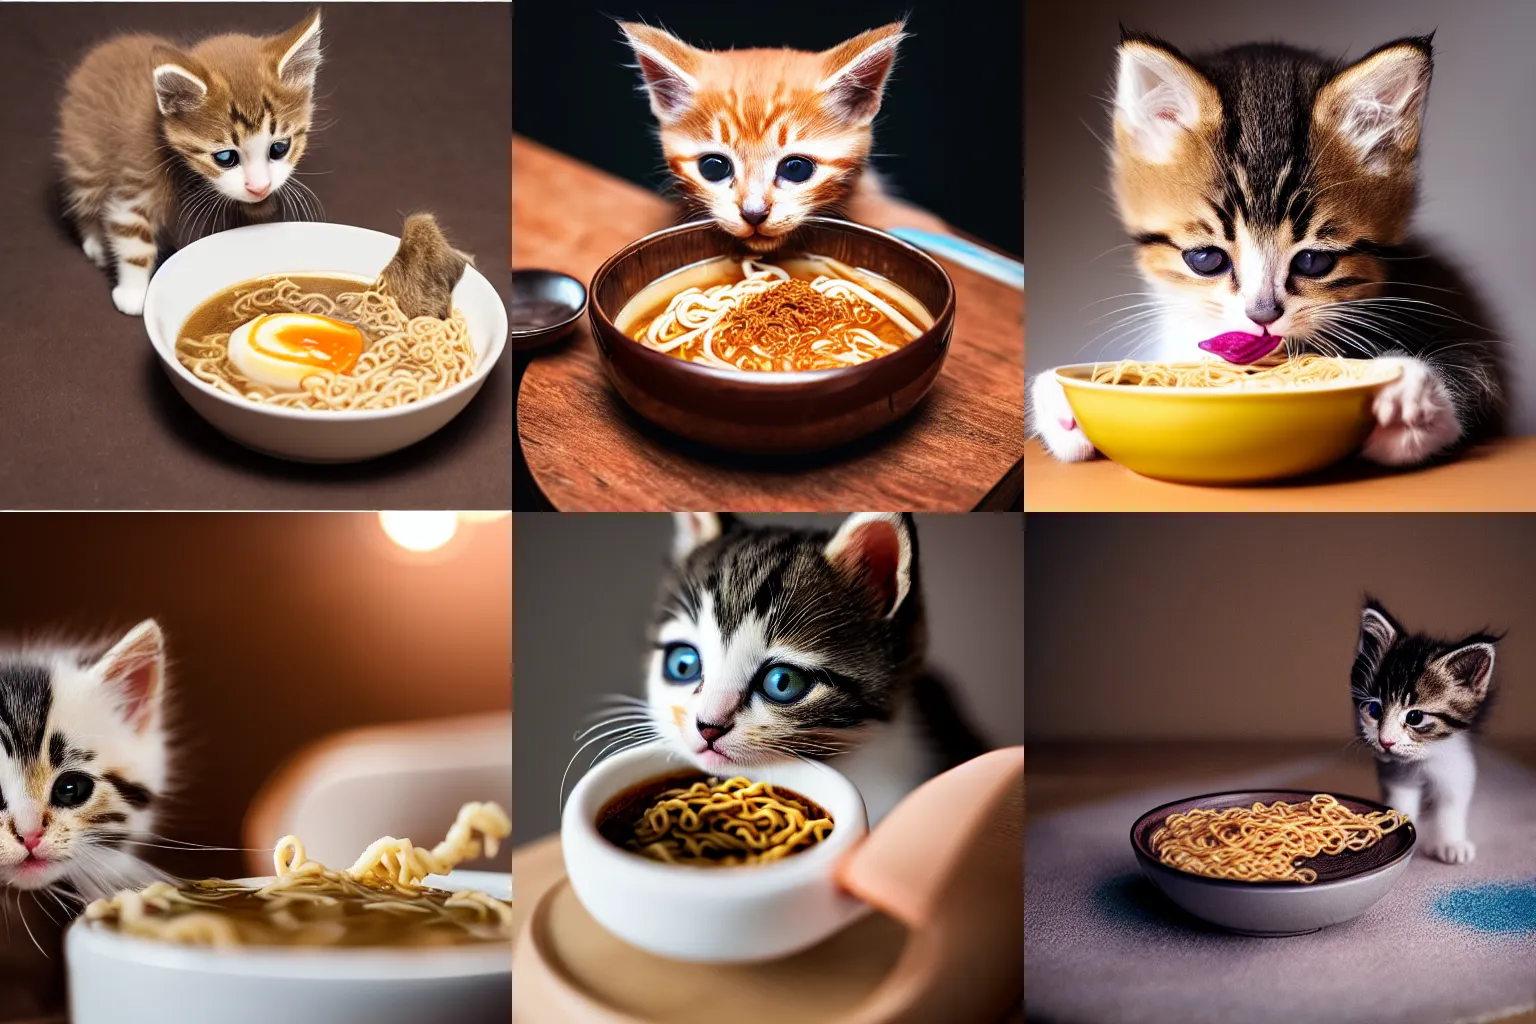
[1223,926,1322,938]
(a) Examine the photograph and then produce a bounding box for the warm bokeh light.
[378,511,459,552]
[459,511,512,523]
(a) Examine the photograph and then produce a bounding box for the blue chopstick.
[888,228,1025,290]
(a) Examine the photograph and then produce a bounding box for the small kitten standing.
[1032,32,1502,467]
[1352,598,1498,864]
[620,22,946,251]
[58,11,324,316]
[643,513,984,825]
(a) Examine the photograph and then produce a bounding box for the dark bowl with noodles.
[587,217,956,455]
[1130,789,1416,937]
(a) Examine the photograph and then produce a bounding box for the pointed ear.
[619,22,702,125]
[151,48,209,117]
[824,513,915,619]
[269,9,324,90]
[817,22,906,126]
[93,620,165,733]
[671,512,741,563]
[1357,600,1399,668]
[1431,641,1496,699]
[1315,38,1432,174]
[1113,37,1219,164]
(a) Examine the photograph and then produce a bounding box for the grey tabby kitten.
[1352,598,1498,864]
[0,620,169,902]
[645,513,983,824]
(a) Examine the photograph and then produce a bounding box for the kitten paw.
[111,284,146,317]
[1359,357,1461,466]
[82,235,107,268]
[1431,838,1476,864]
[1030,371,1097,462]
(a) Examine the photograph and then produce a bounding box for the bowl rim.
[1130,788,1417,890]
[587,216,956,386]
[143,221,509,423]
[509,268,587,339]
[562,741,867,891]
[1055,359,1402,397]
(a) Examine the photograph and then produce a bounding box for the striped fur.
[647,513,983,824]
[0,622,168,901]
[57,12,324,316]
[1352,598,1497,863]
[620,22,906,252]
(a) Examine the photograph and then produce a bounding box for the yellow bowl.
[1056,360,1402,484]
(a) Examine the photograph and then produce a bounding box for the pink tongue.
[1198,332,1280,365]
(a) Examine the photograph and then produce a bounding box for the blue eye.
[697,154,732,182]
[212,150,239,169]
[1405,710,1424,726]
[1183,247,1229,276]
[663,643,701,683]
[760,665,811,704]
[269,139,291,160]
[51,771,94,808]
[776,156,814,183]
[1290,250,1337,278]
[1365,700,1382,720]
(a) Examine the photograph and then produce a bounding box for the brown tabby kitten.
[377,214,472,321]
[620,21,928,251]
[58,11,324,316]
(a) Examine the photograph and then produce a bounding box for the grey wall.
[1027,514,1536,741]
[1026,0,1536,430]
[513,513,1024,842]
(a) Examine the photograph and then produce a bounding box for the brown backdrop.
[1026,514,1536,741]
[0,512,511,880]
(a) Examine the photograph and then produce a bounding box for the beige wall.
[1026,515,1536,740]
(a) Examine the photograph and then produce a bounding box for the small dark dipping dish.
[512,269,586,351]
[1129,789,1416,937]
[588,217,956,455]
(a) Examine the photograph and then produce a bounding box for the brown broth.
[177,272,372,343]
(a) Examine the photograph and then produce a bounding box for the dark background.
[512,0,1022,255]
[1027,514,1536,741]
[0,3,511,509]
[513,512,1024,842]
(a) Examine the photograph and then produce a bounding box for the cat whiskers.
[558,697,664,810]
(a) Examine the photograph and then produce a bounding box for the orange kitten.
[620,21,906,251]
[57,12,324,316]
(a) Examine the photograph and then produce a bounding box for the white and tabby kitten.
[0,620,169,902]
[645,512,983,825]
[1353,598,1497,864]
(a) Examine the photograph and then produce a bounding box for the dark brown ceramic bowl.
[588,217,956,454]
[1130,790,1416,936]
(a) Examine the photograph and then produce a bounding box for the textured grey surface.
[1026,0,1536,431]
[1025,752,1536,1024]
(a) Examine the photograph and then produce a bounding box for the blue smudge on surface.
[1433,880,1536,934]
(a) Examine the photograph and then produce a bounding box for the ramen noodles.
[176,274,477,411]
[615,256,933,372]
[84,801,511,947]
[1150,794,1407,884]
[598,773,833,867]
[1088,354,1375,389]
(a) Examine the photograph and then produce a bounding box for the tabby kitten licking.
[58,11,324,316]
[643,513,983,825]
[619,22,911,251]
[1353,598,1498,864]
[1032,32,1502,467]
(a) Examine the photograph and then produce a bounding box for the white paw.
[1029,371,1097,462]
[82,235,107,268]
[1431,838,1476,864]
[111,284,146,317]
[1359,356,1461,466]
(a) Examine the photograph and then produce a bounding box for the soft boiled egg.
[227,313,366,391]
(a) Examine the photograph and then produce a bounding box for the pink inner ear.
[106,640,161,730]
[836,522,900,614]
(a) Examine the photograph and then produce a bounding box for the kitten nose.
[1380,738,1396,749]
[21,832,42,852]
[740,205,769,227]
[1246,299,1284,327]
[245,182,271,198]
[697,720,732,743]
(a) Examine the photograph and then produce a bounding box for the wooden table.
[1026,437,1536,511]
[512,136,1024,511]
[1028,739,1536,1024]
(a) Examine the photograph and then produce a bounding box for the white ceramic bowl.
[67,870,510,1024]
[142,221,508,463]
[561,742,870,963]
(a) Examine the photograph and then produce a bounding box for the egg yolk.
[247,314,365,374]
